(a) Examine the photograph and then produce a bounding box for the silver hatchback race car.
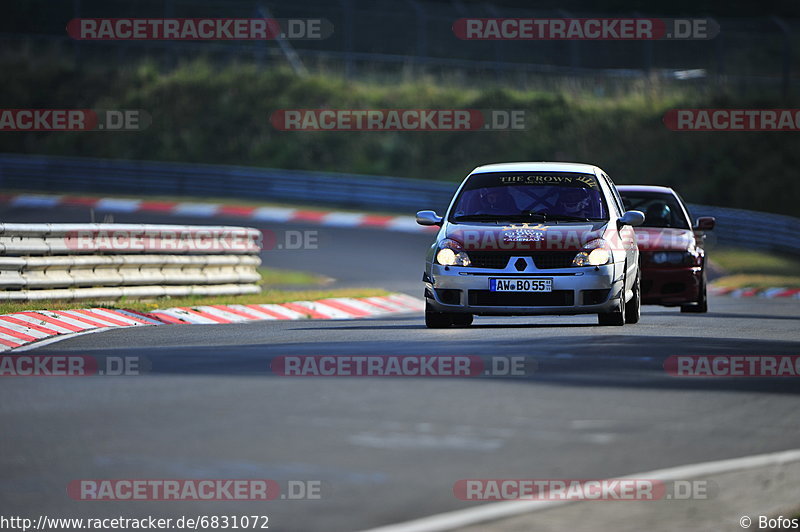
[417,162,645,328]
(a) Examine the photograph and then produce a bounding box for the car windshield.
[449,172,608,222]
[620,191,690,229]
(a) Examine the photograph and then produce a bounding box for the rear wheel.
[625,271,641,324]
[425,300,454,328]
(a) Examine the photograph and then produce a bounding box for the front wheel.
[598,277,626,326]
[625,271,641,324]
[451,314,473,327]
[681,270,708,313]
[598,306,625,325]
[425,300,454,328]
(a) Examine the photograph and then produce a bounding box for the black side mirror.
[694,217,715,230]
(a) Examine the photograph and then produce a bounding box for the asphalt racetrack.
[1,204,799,531]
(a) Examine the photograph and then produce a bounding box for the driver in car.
[645,202,672,227]
[476,187,516,213]
[556,187,591,217]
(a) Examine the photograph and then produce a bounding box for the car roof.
[617,185,677,194]
[470,162,601,175]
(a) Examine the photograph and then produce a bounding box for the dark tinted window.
[450,172,608,222]
[620,191,690,229]
[603,173,625,216]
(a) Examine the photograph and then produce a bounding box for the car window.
[449,172,609,222]
[619,191,691,229]
[603,173,626,216]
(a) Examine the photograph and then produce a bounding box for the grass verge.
[0,288,389,315]
[710,247,800,289]
[257,267,330,286]
[711,275,800,289]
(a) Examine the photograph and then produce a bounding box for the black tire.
[425,300,453,328]
[681,269,708,313]
[451,314,474,327]
[625,271,641,324]
[598,275,626,326]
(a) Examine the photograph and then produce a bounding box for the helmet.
[559,188,590,214]
[645,203,672,226]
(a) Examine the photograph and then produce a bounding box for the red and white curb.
[0,194,436,233]
[0,293,424,352]
[710,286,800,299]
[0,309,162,352]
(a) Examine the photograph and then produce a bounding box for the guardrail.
[0,223,262,301]
[1,154,798,255]
[686,204,800,256]
[0,153,455,213]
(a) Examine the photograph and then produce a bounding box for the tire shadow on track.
[28,335,800,396]
[645,310,800,321]
[291,323,599,331]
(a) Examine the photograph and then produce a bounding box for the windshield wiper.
[452,214,506,222]
[543,214,594,222]
[520,210,546,220]
[503,210,548,222]
[453,213,601,223]
[504,213,598,223]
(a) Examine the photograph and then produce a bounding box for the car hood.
[633,227,695,251]
[445,221,609,252]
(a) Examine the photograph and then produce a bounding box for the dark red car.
[618,185,715,313]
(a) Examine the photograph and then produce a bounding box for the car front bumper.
[424,262,624,316]
[640,266,702,305]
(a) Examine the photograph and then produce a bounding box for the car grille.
[468,251,577,269]
[467,252,511,269]
[468,290,574,306]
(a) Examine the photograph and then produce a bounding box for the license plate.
[490,278,552,292]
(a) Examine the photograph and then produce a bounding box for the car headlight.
[572,238,611,267]
[650,251,697,266]
[436,239,471,267]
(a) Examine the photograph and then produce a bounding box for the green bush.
[0,53,797,216]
